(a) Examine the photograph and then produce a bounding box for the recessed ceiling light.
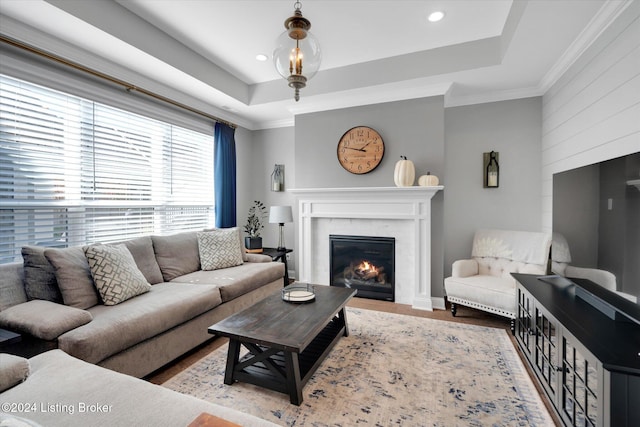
[428,11,445,22]
[255,54,268,62]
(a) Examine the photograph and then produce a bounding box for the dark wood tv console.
[512,273,639,427]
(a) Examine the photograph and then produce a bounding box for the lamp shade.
[269,206,293,224]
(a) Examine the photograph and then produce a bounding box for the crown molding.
[538,0,633,93]
[287,82,453,117]
[444,86,543,108]
[254,117,295,130]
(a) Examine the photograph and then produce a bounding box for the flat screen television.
[552,151,640,308]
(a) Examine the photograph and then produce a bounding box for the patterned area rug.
[163,308,554,426]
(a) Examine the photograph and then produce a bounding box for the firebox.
[329,235,395,301]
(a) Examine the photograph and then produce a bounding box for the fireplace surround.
[330,235,395,301]
[289,186,443,310]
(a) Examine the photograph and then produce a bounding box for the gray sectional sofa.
[0,229,284,378]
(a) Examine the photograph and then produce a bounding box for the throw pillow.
[151,232,200,281]
[44,246,99,309]
[84,244,151,305]
[204,226,250,262]
[21,246,63,303]
[112,236,164,284]
[197,228,244,271]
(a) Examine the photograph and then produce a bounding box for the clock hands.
[346,141,372,152]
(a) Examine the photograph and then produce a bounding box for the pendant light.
[273,1,321,102]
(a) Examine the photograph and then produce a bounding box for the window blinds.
[0,75,214,264]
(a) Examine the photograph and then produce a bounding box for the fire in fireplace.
[329,235,395,301]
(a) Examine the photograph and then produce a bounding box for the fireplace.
[329,235,395,301]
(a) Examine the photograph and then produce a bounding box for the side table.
[262,247,293,286]
[0,328,21,347]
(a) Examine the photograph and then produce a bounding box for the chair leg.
[451,303,457,317]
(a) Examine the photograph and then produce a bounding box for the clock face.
[337,126,385,174]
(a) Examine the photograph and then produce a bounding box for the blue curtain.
[214,122,236,228]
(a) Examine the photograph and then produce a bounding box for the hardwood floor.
[146,296,561,426]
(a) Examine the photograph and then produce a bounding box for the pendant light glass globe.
[273,30,322,81]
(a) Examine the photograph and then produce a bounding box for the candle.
[488,172,498,187]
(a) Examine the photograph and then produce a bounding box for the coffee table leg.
[224,339,241,385]
[284,352,303,405]
[338,307,350,337]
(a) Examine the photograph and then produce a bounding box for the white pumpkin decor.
[418,172,439,187]
[394,156,415,187]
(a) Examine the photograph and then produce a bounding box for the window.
[0,75,214,264]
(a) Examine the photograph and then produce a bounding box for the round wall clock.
[337,126,385,174]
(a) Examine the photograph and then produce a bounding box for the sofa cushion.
[57,282,222,364]
[172,261,284,302]
[152,232,200,281]
[85,244,151,306]
[44,247,99,309]
[0,353,30,393]
[197,228,244,271]
[475,257,546,277]
[117,236,164,285]
[21,246,63,303]
[0,300,92,341]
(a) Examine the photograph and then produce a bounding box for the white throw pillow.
[197,228,244,271]
[84,244,151,305]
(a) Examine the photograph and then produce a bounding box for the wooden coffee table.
[208,284,356,405]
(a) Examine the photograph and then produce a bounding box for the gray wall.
[295,97,445,188]
[294,97,446,297]
[444,97,543,277]
[236,126,298,276]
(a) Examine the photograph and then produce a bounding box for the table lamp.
[269,206,293,251]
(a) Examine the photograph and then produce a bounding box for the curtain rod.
[0,35,237,129]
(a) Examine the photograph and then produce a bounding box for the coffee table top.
[208,284,356,353]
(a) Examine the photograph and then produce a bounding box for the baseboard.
[412,295,446,311]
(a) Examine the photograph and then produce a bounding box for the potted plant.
[243,200,267,250]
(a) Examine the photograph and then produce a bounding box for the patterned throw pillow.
[84,244,151,305]
[197,228,244,271]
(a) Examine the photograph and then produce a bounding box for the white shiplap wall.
[541,2,640,232]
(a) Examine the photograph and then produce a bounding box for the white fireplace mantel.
[289,186,443,310]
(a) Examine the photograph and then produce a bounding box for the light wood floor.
[146,296,561,426]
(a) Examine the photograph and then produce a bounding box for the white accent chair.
[444,229,552,331]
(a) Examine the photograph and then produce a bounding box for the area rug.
[163,308,555,426]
